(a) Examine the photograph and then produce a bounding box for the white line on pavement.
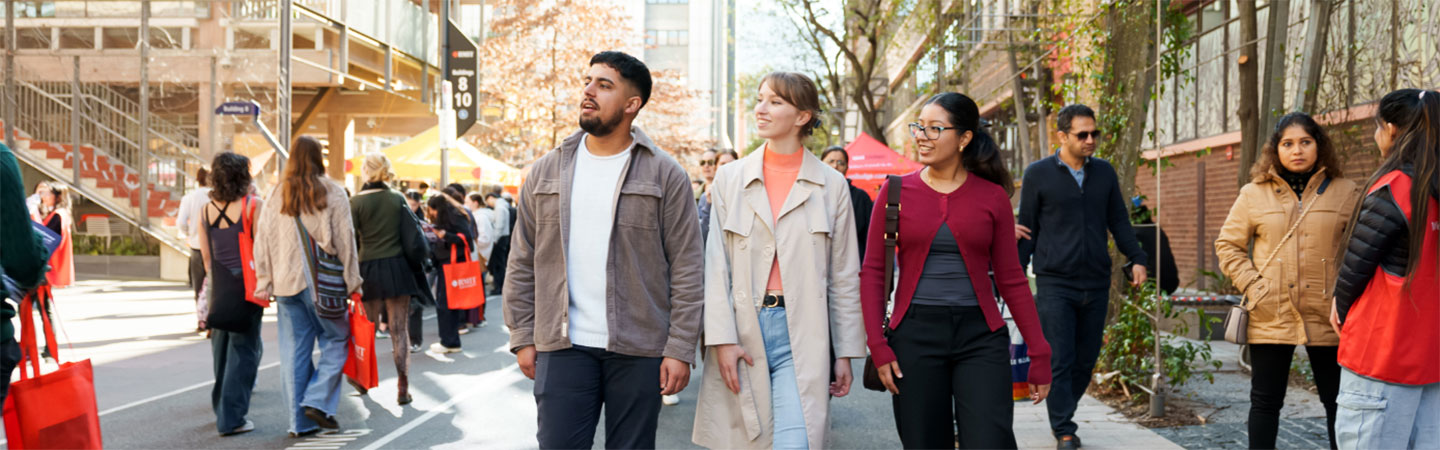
[99,360,282,416]
[359,364,523,450]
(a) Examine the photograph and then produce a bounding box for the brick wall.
[1132,119,1383,292]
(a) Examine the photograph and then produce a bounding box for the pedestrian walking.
[1214,112,1359,449]
[0,142,50,406]
[177,167,213,332]
[697,149,717,245]
[859,93,1051,449]
[504,50,704,450]
[253,136,361,437]
[33,183,73,289]
[691,72,865,450]
[1014,104,1148,450]
[1331,88,1439,450]
[350,153,428,405]
[425,194,471,354]
[464,192,497,326]
[441,185,484,333]
[197,152,263,436]
[486,186,514,296]
[821,146,874,261]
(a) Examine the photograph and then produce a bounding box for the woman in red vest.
[1330,88,1440,449]
[32,183,73,288]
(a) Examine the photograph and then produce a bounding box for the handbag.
[863,175,902,392]
[3,287,103,449]
[342,301,379,390]
[442,234,486,310]
[997,292,1032,402]
[1223,177,1332,344]
[296,217,349,320]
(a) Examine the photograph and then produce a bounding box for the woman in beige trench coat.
[692,72,867,450]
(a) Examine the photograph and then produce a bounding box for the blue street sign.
[215,101,262,116]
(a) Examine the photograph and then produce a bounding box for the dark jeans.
[534,346,662,449]
[489,235,510,295]
[431,271,463,349]
[211,315,263,433]
[1035,282,1110,438]
[409,299,424,346]
[0,339,20,405]
[1248,344,1339,449]
[889,305,1017,449]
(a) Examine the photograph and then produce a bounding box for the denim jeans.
[211,312,263,433]
[1336,367,1440,449]
[759,307,808,450]
[1035,282,1110,438]
[277,287,350,434]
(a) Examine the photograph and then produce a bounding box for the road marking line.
[359,364,522,450]
[97,361,282,416]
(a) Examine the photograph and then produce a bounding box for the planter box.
[75,254,161,280]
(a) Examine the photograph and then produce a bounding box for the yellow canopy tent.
[349,126,521,188]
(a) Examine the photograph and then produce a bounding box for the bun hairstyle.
[925,92,1013,195]
[760,72,824,137]
[362,153,396,184]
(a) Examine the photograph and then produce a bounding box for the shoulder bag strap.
[1244,178,1332,306]
[882,175,901,335]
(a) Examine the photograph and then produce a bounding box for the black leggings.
[1248,344,1339,449]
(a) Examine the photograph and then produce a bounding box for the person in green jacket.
[0,142,52,404]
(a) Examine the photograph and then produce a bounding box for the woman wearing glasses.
[861,93,1051,449]
[692,72,865,449]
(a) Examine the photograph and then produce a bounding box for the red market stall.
[844,132,922,200]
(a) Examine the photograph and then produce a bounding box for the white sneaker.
[429,343,462,354]
[662,394,680,406]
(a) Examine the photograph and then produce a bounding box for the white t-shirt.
[565,135,633,349]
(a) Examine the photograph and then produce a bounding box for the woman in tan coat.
[693,72,866,450]
[1215,112,1360,450]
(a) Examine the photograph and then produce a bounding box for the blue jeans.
[276,288,350,434]
[1336,367,1440,449]
[211,313,263,433]
[1034,282,1110,438]
[760,307,808,450]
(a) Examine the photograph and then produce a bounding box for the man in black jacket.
[1016,104,1148,450]
[821,146,873,260]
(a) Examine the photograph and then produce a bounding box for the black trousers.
[889,305,1017,449]
[431,272,463,349]
[1248,344,1339,449]
[534,346,661,449]
[0,339,20,405]
[489,235,510,295]
[408,298,424,346]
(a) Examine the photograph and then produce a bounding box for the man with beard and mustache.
[503,51,704,449]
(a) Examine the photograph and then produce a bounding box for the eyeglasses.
[699,160,716,167]
[1069,130,1102,141]
[908,122,959,140]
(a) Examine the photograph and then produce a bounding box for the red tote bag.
[342,298,379,390]
[3,288,102,449]
[443,235,486,310]
[237,196,268,307]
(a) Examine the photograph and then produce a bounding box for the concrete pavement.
[5,278,1183,449]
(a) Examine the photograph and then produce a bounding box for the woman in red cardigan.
[861,92,1052,449]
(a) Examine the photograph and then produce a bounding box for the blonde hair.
[759,72,823,137]
[362,153,395,184]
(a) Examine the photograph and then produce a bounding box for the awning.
[844,132,922,200]
[349,126,522,188]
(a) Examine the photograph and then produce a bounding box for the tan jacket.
[502,127,705,363]
[253,177,363,298]
[1215,168,1360,345]
[692,149,867,449]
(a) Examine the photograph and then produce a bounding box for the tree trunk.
[1101,0,1158,308]
[1236,0,1260,187]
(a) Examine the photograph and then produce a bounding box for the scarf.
[1278,168,1317,199]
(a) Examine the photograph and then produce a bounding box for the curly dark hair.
[209,152,252,203]
[1250,112,1343,182]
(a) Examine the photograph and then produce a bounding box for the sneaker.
[477,320,487,328]
[346,377,369,395]
[662,394,680,406]
[1057,434,1082,450]
[303,406,339,429]
[457,327,470,335]
[376,330,390,339]
[429,343,461,354]
[220,419,255,436]
[409,344,423,353]
[288,428,320,438]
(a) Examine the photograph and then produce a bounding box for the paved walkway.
[1015,397,1182,450]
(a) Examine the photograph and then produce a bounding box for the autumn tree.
[475,0,711,165]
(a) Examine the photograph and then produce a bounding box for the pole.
[439,0,451,187]
[71,56,81,185]
[1149,0,1166,419]
[278,0,292,166]
[139,0,151,226]
[5,0,16,153]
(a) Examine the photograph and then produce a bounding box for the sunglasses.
[699,160,716,167]
[1070,130,1102,141]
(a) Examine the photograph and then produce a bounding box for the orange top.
[763,144,804,291]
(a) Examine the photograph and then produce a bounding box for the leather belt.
[762,294,786,308]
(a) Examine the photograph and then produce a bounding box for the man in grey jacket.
[503,51,704,450]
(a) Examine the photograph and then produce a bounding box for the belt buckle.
[763,295,781,308]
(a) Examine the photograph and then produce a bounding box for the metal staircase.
[5,63,205,254]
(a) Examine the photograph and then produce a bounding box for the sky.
[734,0,837,76]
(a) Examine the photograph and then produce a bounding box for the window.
[645,29,689,47]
